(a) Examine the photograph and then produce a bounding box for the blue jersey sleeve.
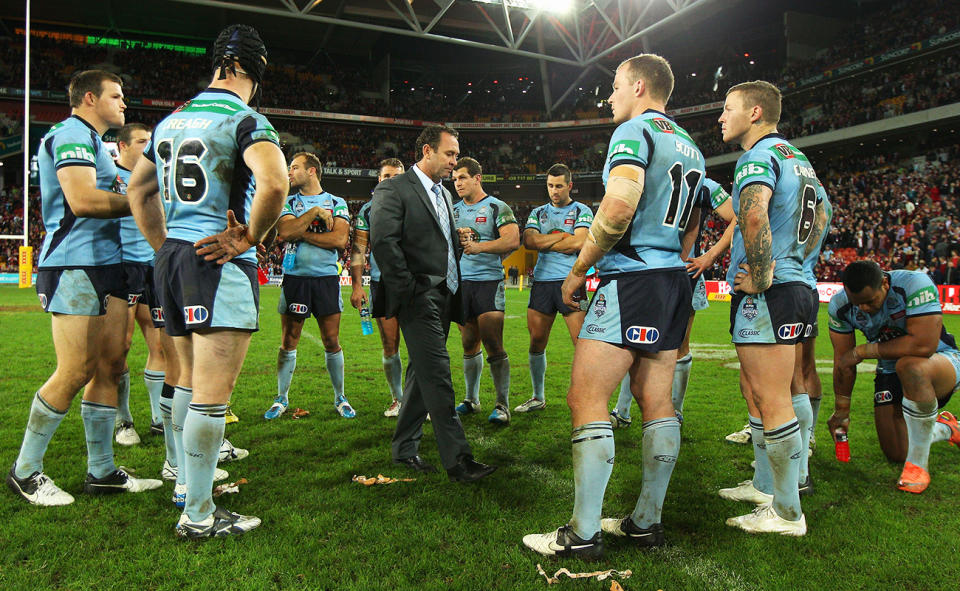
[606,121,652,169]
[704,178,730,210]
[734,153,778,193]
[50,127,98,169]
[237,113,280,153]
[494,200,517,229]
[574,203,594,229]
[827,293,854,333]
[902,273,942,316]
[332,196,350,222]
[525,206,542,232]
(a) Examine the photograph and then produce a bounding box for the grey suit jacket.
[369,166,464,323]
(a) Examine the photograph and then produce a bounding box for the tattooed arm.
[737,183,774,292]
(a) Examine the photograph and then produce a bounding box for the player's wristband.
[571,258,590,277]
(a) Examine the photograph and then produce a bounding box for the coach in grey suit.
[369,125,497,483]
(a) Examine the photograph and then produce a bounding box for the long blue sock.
[671,354,692,415]
[631,416,681,528]
[792,393,813,484]
[463,352,483,404]
[383,353,403,402]
[81,401,118,479]
[182,403,227,522]
[614,374,633,419]
[765,418,803,521]
[529,351,546,402]
[116,370,133,424]
[325,349,345,400]
[159,383,177,466]
[750,415,773,495]
[488,353,510,407]
[144,370,165,424]
[172,387,193,486]
[569,421,615,540]
[809,397,822,436]
[14,393,67,479]
[902,398,938,470]
[277,348,297,404]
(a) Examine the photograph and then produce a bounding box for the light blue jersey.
[355,200,379,282]
[828,270,956,373]
[691,177,730,258]
[802,182,833,288]
[526,200,593,281]
[37,115,122,268]
[453,195,518,281]
[143,88,280,264]
[727,134,819,287]
[599,110,705,275]
[281,192,350,277]
[116,166,155,263]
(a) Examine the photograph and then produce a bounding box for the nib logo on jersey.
[626,326,659,344]
[777,323,804,339]
[184,305,209,325]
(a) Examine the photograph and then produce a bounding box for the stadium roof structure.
[153,0,725,112]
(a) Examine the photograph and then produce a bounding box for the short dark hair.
[618,54,674,103]
[415,125,458,160]
[842,260,884,293]
[117,122,150,145]
[455,157,482,177]
[378,158,404,172]
[69,70,122,108]
[727,80,782,125]
[546,163,572,184]
[292,151,322,178]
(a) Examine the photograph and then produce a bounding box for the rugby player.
[113,123,162,445]
[523,54,704,558]
[827,260,960,493]
[264,152,353,419]
[7,70,161,506]
[451,157,520,424]
[610,177,736,428]
[351,158,406,417]
[718,80,818,536]
[127,24,287,537]
[517,163,593,414]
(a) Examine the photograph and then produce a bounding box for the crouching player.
[827,260,960,493]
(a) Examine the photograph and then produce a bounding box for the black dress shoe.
[394,455,437,473]
[447,458,497,483]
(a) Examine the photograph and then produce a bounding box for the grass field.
[1,284,959,591]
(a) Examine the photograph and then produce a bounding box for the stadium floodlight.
[471,0,575,15]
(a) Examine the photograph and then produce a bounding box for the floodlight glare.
[471,0,574,15]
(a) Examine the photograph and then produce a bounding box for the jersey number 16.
[156,137,209,204]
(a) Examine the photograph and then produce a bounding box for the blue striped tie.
[431,183,459,293]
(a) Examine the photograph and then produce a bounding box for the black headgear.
[212,24,268,105]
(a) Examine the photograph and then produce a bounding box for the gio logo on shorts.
[875,390,894,404]
[151,307,164,322]
[38,293,48,309]
[777,323,804,339]
[128,293,143,306]
[288,303,308,314]
[626,326,659,344]
[184,305,209,324]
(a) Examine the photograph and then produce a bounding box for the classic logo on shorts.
[875,390,894,404]
[741,297,758,320]
[777,323,804,339]
[151,307,164,322]
[738,328,760,338]
[288,303,308,314]
[585,324,605,334]
[626,326,659,344]
[594,294,607,317]
[184,305,209,324]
